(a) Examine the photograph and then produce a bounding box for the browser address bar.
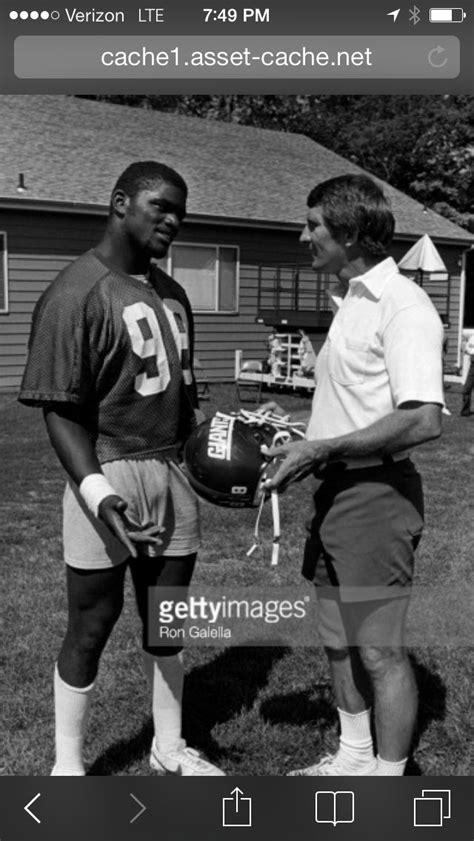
[14,35,460,78]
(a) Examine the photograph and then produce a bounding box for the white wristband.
[79,473,118,518]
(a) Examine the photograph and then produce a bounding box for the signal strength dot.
[10,7,59,19]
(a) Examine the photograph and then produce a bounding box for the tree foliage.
[80,95,474,229]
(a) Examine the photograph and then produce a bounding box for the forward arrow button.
[129,793,147,824]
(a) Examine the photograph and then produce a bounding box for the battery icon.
[429,8,466,21]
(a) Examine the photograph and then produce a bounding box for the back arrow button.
[24,793,42,824]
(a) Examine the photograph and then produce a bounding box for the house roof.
[0,94,472,243]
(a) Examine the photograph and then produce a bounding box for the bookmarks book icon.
[315,791,354,826]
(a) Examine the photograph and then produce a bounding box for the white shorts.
[63,459,200,569]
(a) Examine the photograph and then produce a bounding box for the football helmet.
[183,412,270,508]
[184,409,306,565]
[183,409,306,509]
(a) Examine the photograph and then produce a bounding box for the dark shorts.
[302,459,424,603]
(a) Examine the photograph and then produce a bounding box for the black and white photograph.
[0,93,473,778]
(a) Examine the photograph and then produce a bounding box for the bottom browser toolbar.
[1,777,472,841]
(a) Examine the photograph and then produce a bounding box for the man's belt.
[316,452,410,477]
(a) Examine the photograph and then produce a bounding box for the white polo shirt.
[306,257,444,444]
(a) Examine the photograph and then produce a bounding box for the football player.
[19,161,224,776]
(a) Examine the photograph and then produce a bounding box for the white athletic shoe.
[288,752,377,776]
[150,739,225,776]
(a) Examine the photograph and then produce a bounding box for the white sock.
[51,664,95,776]
[143,652,184,754]
[337,708,375,769]
[376,755,407,776]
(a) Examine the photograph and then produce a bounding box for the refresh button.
[428,45,448,68]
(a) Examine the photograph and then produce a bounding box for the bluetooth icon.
[409,5,421,24]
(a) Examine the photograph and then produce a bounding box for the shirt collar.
[349,257,398,300]
[328,294,344,314]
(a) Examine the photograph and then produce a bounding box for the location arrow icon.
[24,793,42,824]
[129,793,147,824]
[387,8,400,21]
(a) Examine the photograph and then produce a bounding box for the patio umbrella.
[398,233,448,275]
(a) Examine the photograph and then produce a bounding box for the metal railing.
[256,264,333,328]
[257,264,452,327]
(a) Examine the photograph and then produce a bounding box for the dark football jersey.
[19,250,197,464]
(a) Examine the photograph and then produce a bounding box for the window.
[0,233,8,313]
[162,243,239,313]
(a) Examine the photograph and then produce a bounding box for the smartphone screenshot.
[0,0,473,839]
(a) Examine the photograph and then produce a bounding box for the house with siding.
[0,94,472,391]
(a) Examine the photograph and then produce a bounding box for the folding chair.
[235,360,264,404]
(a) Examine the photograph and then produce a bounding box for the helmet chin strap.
[246,488,280,566]
[246,450,280,566]
[238,408,306,566]
[270,488,280,566]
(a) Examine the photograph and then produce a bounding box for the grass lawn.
[1,384,472,776]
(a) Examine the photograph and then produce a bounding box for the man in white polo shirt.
[264,174,444,776]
